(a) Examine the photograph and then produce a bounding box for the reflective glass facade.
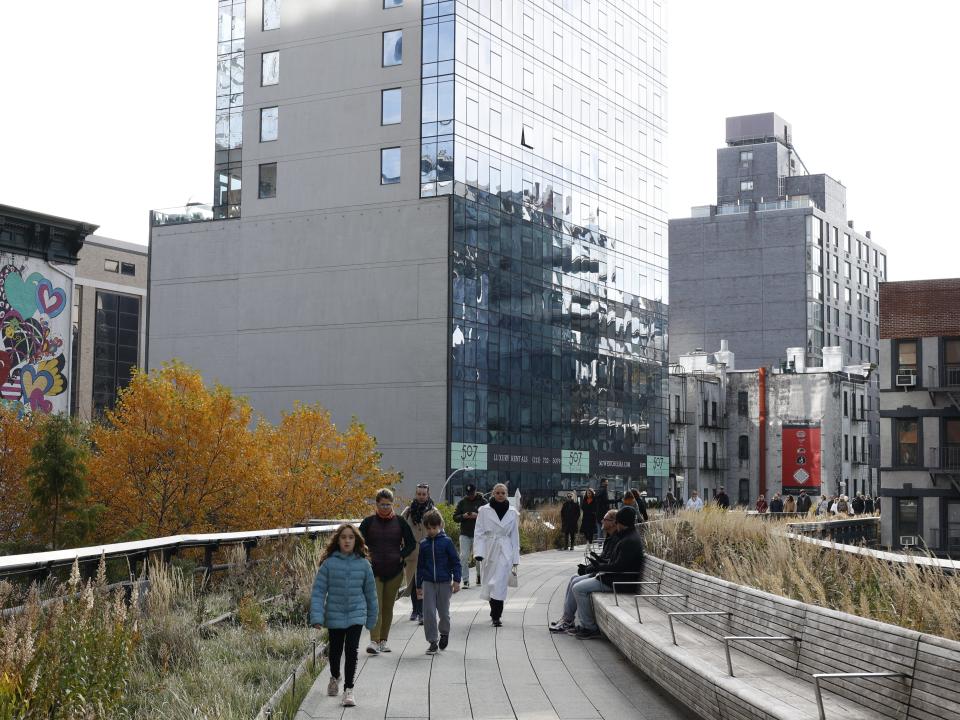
[214,0,245,219]
[441,0,669,499]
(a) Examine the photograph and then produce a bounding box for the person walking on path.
[560,492,581,550]
[453,483,486,587]
[473,483,521,627]
[635,491,650,523]
[755,495,768,513]
[663,492,679,515]
[570,506,645,638]
[310,524,379,708]
[358,488,417,655]
[797,490,812,515]
[401,483,435,623]
[715,487,731,509]
[580,488,598,544]
[595,479,611,537]
[685,490,704,511]
[416,509,462,654]
[769,493,784,514]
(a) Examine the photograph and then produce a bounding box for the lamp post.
[440,466,474,502]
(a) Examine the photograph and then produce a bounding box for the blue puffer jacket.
[416,531,462,587]
[310,551,379,630]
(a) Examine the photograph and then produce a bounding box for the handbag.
[508,566,518,588]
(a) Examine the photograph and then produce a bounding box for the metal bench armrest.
[812,672,911,720]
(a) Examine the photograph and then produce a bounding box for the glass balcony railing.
[151,203,240,227]
[756,196,815,212]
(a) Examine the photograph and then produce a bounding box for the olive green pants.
[371,571,404,642]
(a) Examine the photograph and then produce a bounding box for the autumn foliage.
[0,360,399,548]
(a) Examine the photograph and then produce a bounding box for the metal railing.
[634,593,687,623]
[667,610,732,645]
[724,636,798,677]
[151,203,240,227]
[699,458,728,472]
[812,672,911,720]
[927,365,960,388]
[670,411,695,425]
[929,446,960,471]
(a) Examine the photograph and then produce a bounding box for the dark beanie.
[615,506,637,526]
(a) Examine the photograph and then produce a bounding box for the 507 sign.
[561,449,590,474]
[450,443,487,471]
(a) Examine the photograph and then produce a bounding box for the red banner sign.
[782,425,821,490]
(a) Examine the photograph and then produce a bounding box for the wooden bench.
[593,556,960,720]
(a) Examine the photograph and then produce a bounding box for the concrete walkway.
[297,548,695,720]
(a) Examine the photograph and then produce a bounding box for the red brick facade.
[880,278,960,339]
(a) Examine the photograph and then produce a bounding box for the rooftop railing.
[151,203,240,227]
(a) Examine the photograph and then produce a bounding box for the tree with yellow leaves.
[0,405,40,545]
[88,361,263,540]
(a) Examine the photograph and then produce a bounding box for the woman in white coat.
[472,483,521,627]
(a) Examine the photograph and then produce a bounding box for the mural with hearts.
[0,259,69,415]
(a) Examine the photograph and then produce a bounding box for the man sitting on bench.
[548,510,619,635]
[569,506,645,639]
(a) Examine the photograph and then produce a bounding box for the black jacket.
[716,492,730,509]
[358,514,417,580]
[560,499,581,532]
[852,497,865,514]
[596,487,611,517]
[580,498,598,532]
[595,526,645,588]
[769,498,784,513]
[453,494,487,537]
[796,494,812,513]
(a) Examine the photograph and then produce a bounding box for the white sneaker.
[366,641,380,655]
[342,689,356,707]
[327,676,339,696]
[379,641,391,653]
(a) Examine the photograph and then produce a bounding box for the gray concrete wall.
[149,198,450,493]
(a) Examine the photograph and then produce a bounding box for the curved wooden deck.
[297,548,694,720]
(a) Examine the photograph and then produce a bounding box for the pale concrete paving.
[297,548,695,720]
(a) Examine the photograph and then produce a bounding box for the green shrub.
[435,503,460,546]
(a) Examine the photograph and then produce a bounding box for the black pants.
[564,531,576,548]
[489,599,504,621]
[328,625,362,688]
[582,526,595,543]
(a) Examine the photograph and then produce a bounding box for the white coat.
[473,503,521,602]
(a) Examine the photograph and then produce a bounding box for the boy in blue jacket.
[416,509,462,654]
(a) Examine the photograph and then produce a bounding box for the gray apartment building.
[669,112,886,490]
[879,279,960,554]
[148,0,669,499]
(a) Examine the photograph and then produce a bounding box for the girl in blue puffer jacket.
[310,523,379,708]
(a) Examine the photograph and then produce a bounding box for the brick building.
[879,278,960,554]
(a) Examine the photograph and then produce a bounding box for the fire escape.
[927,364,960,496]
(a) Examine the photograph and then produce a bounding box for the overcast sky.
[1,1,956,281]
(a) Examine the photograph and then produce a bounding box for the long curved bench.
[594,555,960,720]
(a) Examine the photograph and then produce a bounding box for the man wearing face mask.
[401,483,435,624]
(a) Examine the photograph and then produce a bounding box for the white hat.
[640,491,647,496]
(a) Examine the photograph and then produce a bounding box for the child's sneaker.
[439,634,449,650]
[426,642,439,655]
[327,676,339,696]
[366,641,380,655]
[342,689,356,707]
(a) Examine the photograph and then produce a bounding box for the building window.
[69,285,82,416]
[711,401,718,426]
[895,419,919,466]
[844,434,849,461]
[120,262,135,277]
[737,391,748,417]
[738,479,750,506]
[381,88,401,125]
[740,180,754,191]
[381,147,401,184]
[260,107,278,142]
[844,233,851,253]
[845,313,852,331]
[263,0,280,30]
[703,441,708,468]
[383,30,403,66]
[711,442,718,469]
[944,339,960,385]
[93,292,140,416]
[844,261,851,278]
[673,394,680,423]
[832,226,839,246]
[738,435,749,460]
[740,150,753,162]
[896,498,920,539]
[261,51,279,86]
[104,259,119,273]
[258,162,277,198]
[384,0,403,6]
[897,339,918,375]
[843,391,848,417]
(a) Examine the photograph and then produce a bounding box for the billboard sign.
[782,425,821,490]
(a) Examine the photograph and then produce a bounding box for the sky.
[1,0,957,282]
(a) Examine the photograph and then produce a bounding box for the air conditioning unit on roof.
[895,374,916,387]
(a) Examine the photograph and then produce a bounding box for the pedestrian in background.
[401,483,435,623]
[453,483,486,587]
[560,492,581,550]
[769,493,784,514]
[416,509,461,655]
[755,495,768,513]
[580,488,598,544]
[784,494,797,514]
[473,483,521,627]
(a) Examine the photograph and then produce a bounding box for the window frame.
[258,162,278,199]
[103,259,119,273]
[259,106,279,142]
[894,418,921,467]
[262,0,280,31]
[383,0,403,7]
[261,51,280,86]
[381,87,402,125]
[382,29,403,67]
[380,146,401,185]
[120,262,136,277]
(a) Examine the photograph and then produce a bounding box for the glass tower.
[438,0,669,499]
